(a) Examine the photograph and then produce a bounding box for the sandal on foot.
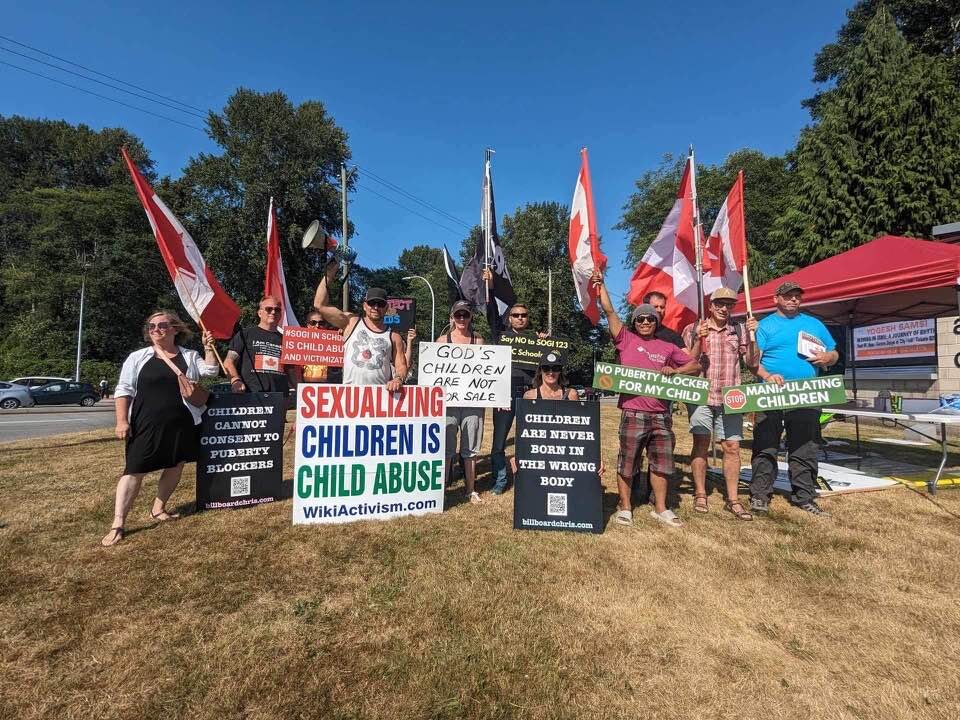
[100,527,124,547]
[650,509,683,528]
[469,491,483,505]
[724,501,753,521]
[615,509,633,525]
[150,508,180,522]
[693,494,709,513]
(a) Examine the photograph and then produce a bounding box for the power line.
[356,182,464,237]
[0,46,207,120]
[354,163,473,230]
[0,60,207,132]
[0,33,205,113]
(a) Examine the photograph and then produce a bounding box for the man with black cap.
[751,280,838,517]
[592,271,700,527]
[313,260,406,390]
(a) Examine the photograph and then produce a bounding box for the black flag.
[442,245,464,308]
[460,149,515,334]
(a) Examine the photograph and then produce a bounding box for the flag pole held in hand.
[175,268,228,374]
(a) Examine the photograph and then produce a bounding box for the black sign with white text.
[196,392,285,511]
[513,399,603,534]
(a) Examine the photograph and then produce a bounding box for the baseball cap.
[631,303,660,324]
[365,288,388,303]
[450,300,472,316]
[710,287,738,302]
[775,281,803,296]
[539,350,566,367]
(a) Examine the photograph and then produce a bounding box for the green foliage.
[618,149,794,286]
[772,9,960,265]
[171,89,353,315]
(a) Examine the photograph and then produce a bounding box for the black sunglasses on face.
[147,322,170,331]
[261,306,281,313]
[635,315,657,323]
[542,365,562,373]
[453,312,471,320]
[511,313,528,319]
[306,320,323,327]
[366,300,387,309]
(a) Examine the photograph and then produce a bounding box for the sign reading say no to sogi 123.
[417,342,512,408]
[294,384,446,524]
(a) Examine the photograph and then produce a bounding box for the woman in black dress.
[101,310,218,546]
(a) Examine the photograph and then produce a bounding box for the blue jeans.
[490,382,528,490]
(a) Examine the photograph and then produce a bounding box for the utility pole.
[341,164,350,312]
[74,251,93,381]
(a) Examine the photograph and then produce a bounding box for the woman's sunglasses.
[453,312,471,320]
[147,321,171,331]
[542,365,562,373]
[306,320,324,327]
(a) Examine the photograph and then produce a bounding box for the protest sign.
[294,384,446,524]
[499,332,570,368]
[513,399,603,534]
[280,326,344,367]
[196,392,285,511]
[592,361,709,405]
[722,375,846,414]
[384,297,416,333]
[417,341,512,408]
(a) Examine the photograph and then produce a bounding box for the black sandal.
[724,501,754,521]
[101,527,124,546]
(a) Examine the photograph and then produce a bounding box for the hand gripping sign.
[592,361,709,405]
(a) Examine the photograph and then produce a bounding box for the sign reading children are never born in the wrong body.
[513,399,603,534]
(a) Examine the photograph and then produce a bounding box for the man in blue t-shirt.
[751,281,839,517]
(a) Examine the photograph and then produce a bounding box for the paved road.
[0,403,115,443]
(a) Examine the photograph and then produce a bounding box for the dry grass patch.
[1,406,959,719]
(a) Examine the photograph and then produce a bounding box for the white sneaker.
[650,509,683,528]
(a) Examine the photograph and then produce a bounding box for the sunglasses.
[542,365,562,373]
[453,312,471,320]
[510,313,528,319]
[712,301,736,308]
[147,321,171,331]
[306,320,323,327]
[366,300,387,309]
[635,315,657,323]
[261,306,281,313]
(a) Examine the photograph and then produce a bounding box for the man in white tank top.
[314,261,406,390]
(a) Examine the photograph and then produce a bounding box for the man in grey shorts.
[682,288,758,520]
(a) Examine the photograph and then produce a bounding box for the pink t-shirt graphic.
[614,327,692,414]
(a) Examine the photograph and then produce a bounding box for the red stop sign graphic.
[724,388,747,410]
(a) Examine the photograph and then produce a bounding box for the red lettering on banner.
[300,385,317,418]
[304,385,446,420]
[281,327,344,367]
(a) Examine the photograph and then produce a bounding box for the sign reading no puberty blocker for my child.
[417,342,512,408]
[592,361,710,405]
[294,384,446,524]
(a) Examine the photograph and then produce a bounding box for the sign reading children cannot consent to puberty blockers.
[721,375,846,414]
[294,384,446,524]
[592,361,709,405]
[513,399,603,534]
[417,342,512,408]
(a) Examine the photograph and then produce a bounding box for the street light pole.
[402,275,435,339]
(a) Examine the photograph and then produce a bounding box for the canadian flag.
[264,197,300,329]
[703,171,747,294]
[121,148,241,339]
[627,156,698,333]
[568,148,608,325]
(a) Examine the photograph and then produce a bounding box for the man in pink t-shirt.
[594,272,699,528]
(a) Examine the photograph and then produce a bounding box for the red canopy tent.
[734,235,960,325]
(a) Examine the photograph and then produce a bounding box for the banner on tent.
[722,375,846,414]
[513,399,603,534]
[293,384,446,524]
[196,392,285,510]
[592,361,709,405]
[417,342,511,407]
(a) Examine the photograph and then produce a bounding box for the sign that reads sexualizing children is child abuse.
[294,384,446,524]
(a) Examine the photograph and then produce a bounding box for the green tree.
[618,149,793,286]
[771,9,960,265]
[172,89,353,316]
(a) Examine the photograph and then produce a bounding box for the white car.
[0,381,35,409]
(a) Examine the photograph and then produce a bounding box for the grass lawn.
[2,405,960,719]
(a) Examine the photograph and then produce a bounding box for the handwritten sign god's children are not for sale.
[417,342,512,408]
[294,384,446,525]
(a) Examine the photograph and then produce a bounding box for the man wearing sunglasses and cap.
[313,260,406,391]
[225,295,301,396]
[593,271,700,528]
[751,280,838,517]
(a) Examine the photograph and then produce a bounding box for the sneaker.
[749,497,770,515]
[491,485,506,496]
[796,501,831,518]
[649,509,683,528]
[615,509,633,525]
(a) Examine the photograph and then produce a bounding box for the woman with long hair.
[101,310,218,546]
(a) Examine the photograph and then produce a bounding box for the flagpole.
[689,145,705,320]
[175,268,227,374]
[547,268,553,336]
[737,171,756,341]
[482,149,492,304]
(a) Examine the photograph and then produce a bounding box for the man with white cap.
[682,287,759,520]
[593,271,700,527]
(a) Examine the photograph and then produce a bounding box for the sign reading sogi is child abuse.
[593,361,709,405]
[294,384,446,524]
[417,342,512,408]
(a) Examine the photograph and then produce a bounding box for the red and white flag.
[568,148,608,325]
[703,170,747,294]
[121,148,241,339]
[264,197,300,329]
[627,156,698,333]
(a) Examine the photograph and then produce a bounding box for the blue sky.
[1,0,851,296]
